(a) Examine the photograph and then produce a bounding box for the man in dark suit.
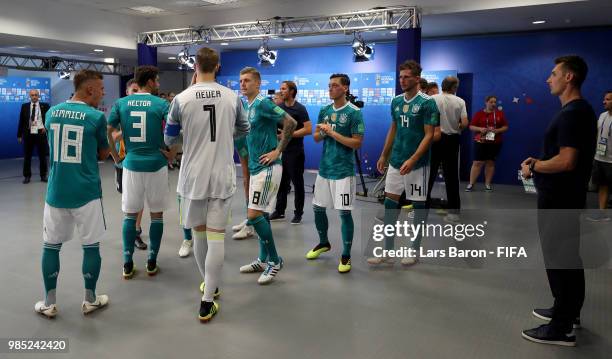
[17,89,50,183]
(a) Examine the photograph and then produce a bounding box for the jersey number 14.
[49,123,83,164]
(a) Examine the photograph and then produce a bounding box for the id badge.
[485,131,495,141]
[596,137,608,157]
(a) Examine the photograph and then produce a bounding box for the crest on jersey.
[403,104,409,113]
[411,104,421,113]
[339,114,348,124]
[330,113,337,122]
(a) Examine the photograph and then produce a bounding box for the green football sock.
[82,243,101,303]
[249,215,279,264]
[42,243,62,306]
[313,205,330,246]
[183,227,192,241]
[122,214,137,264]
[383,197,401,250]
[148,218,163,261]
[340,210,354,257]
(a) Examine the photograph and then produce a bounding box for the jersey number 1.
[204,105,216,142]
[49,123,84,164]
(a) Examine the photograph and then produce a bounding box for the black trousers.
[23,132,48,178]
[275,149,305,216]
[537,190,585,332]
[427,133,461,213]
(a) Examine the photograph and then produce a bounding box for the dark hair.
[240,67,261,82]
[426,82,438,91]
[196,47,219,73]
[398,60,422,77]
[441,76,460,92]
[554,55,588,88]
[485,95,497,102]
[419,78,428,90]
[330,73,350,87]
[282,80,298,98]
[134,65,159,88]
[73,70,103,91]
[605,90,612,96]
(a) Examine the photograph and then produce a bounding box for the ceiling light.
[57,63,74,80]
[220,42,229,46]
[94,49,104,52]
[532,20,546,24]
[390,30,397,34]
[257,40,277,67]
[168,56,177,60]
[351,33,374,62]
[177,48,195,69]
[48,50,59,53]
[130,6,166,14]
[103,58,115,63]
[15,46,28,49]
[203,0,239,4]
[283,38,293,42]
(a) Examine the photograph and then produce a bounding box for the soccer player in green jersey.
[305,74,365,273]
[238,67,297,285]
[35,70,111,318]
[107,66,173,279]
[231,136,256,240]
[369,60,440,267]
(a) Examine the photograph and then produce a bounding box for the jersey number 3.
[49,123,84,164]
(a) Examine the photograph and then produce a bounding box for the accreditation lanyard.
[485,110,497,129]
[597,114,612,157]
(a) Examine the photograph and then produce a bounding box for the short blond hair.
[240,67,261,82]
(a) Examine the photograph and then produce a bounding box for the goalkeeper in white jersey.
[165,47,250,323]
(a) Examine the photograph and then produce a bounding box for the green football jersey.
[389,93,440,170]
[108,93,169,172]
[235,136,248,159]
[245,95,286,175]
[45,101,109,208]
[317,102,365,180]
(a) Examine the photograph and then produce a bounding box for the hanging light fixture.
[351,32,374,62]
[257,39,277,67]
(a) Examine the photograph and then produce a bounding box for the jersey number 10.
[49,123,84,164]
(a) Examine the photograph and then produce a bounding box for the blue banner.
[0,76,51,159]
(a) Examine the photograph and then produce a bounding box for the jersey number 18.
[49,123,84,164]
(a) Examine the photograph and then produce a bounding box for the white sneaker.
[178,240,193,258]
[232,219,248,232]
[232,225,254,240]
[366,257,396,265]
[258,259,283,285]
[82,294,109,315]
[444,214,461,223]
[401,257,419,266]
[240,259,267,273]
[34,301,58,318]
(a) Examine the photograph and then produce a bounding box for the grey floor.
[0,158,610,359]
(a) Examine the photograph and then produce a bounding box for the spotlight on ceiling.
[177,47,196,70]
[57,63,74,80]
[351,33,374,62]
[257,40,277,67]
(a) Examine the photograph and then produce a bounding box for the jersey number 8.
[49,123,84,164]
